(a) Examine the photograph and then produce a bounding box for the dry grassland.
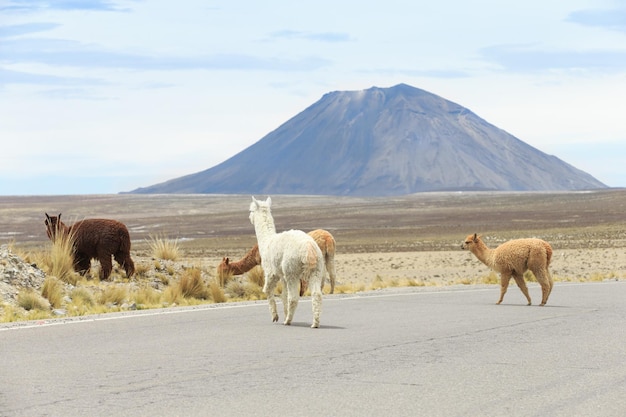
[1,189,625,318]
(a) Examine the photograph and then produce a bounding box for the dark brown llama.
[45,213,135,280]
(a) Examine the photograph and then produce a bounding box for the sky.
[1,0,626,195]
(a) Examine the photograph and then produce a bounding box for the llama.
[462,233,553,306]
[45,213,135,281]
[217,229,337,294]
[249,197,325,328]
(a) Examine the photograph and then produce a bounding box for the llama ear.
[224,257,230,265]
[473,233,478,242]
[266,196,272,207]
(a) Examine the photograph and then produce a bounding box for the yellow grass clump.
[209,280,227,303]
[38,231,80,285]
[148,234,180,261]
[177,268,209,300]
[98,285,128,306]
[18,290,50,311]
[246,266,265,288]
[41,277,64,308]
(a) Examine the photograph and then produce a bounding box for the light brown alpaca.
[462,233,554,306]
[218,229,337,294]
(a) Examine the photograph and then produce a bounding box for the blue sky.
[1,0,625,195]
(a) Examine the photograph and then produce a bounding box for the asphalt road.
[2,282,625,417]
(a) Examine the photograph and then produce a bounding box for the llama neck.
[52,222,71,241]
[229,246,261,274]
[471,240,496,268]
[252,212,276,245]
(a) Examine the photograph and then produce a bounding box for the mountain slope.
[130,83,606,196]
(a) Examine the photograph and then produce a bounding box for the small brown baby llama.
[462,233,553,306]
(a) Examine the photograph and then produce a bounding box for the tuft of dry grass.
[38,231,80,285]
[369,275,386,290]
[42,277,64,308]
[18,290,50,311]
[209,280,227,303]
[130,286,163,309]
[480,272,500,285]
[177,268,209,299]
[70,287,95,307]
[1,304,20,323]
[133,262,151,278]
[148,234,180,261]
[98,285,128,306]
[217,268,234,288]
[246,266,265,288]
[163,285,183,305]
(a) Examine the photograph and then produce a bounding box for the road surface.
[1,282,625,416]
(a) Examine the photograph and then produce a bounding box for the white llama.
[249,196,325,328]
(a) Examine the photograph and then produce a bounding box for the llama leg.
[115,252,135,278]
[283,279,300,326]
[263,275,280,322]
[535,270,552,306]
[310,279,322,328]
[497,273,511,305]
[546,270,554,302]
[75,254,91,276]
[280,280,288,318]
[327,258,336,294]
[512,273,532,306]
[99,255,113,281]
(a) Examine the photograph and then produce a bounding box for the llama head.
[217,257,230,274]
[461,233,481,250]
[44,212,64,241]
[249,196,272,225]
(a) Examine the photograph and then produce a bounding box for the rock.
[0,245,46,307]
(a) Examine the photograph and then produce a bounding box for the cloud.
[566,6,626,33]
[0,22,60,38]
[0,0,130,13]
[479,44,626,73]
[1,37,331,72]
[269,30,352,42]
[358,67,471,79]
[0,67,106,87]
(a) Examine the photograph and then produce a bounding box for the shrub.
[131,286,162,308]
[42,277,65,308]
[217,268,233,288]
[98,285,128,306]
[163,285,183,305]
[70,287,95,307]
[1,304,21,323]
[133,262,151,278]
[18,290,50,311]
[246,266,265,287]
[44,231,80,285]
[148,234,180,261]
[177,268,209,299]
[209,280,227,303]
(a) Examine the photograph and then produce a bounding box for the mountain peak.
[130,84,606,196]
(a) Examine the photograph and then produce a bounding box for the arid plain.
[1,189,625,294]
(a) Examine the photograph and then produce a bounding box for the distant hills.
[129,83,606,196]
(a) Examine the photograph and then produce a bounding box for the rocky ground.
[0,244,46,307]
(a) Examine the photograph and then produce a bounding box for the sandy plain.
[1,189,625,294]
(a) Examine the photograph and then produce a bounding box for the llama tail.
[544,241,553,267]
[323,234,336,263]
